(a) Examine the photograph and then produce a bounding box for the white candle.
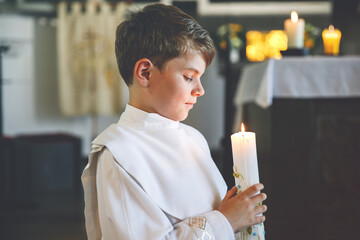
[284,11,305,49]
[231,123,265,240]
[231,123,260,192]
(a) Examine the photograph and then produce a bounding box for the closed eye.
[183,75,193,82]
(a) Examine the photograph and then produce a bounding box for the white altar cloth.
[233,56,360,131]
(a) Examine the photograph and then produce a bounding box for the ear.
[133,58,153,87]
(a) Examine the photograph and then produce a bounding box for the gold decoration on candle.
[233,165,245,180]
[322,25,341,56]
[233,171,245,180]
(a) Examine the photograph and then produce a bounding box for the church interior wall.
[0,6,337,157]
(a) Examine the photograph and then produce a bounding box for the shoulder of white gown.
[180,123,207,143]
[91,124,124,147]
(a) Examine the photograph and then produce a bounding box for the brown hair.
[115,3,215,86]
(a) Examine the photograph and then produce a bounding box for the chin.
[171,112,188,122]
[178,113,189,122]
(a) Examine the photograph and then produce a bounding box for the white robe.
[82,104,235,240]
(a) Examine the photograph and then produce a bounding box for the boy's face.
[147,52,206,121]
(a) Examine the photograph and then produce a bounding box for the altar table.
[232,56,360,240]
[233,56,360,130]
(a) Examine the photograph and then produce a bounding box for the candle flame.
[329,25,334,31]
[241,123,245,133]
[291,11,298,23]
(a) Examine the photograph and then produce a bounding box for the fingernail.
[263,193,267,200]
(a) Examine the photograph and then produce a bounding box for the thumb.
[224,186,237,200]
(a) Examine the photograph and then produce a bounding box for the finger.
[250,193,267,205]
[254,204,267,216]
[224,186,238,200]
[254,215,266,225]
[244,183,264,197]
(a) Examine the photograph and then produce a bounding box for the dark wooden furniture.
[3,133,82,209]
[243,98,360,240]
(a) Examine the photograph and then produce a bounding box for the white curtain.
[57,1,128,116]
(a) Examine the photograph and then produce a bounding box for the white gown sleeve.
[96,149,234,240]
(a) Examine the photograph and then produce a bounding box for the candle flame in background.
[291,11,298,23]
[329,24,334,31]
[241,123,245,133]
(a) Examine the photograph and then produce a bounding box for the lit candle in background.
[322,25,342,56]
[284,11,305,49]
[231,123,265,239]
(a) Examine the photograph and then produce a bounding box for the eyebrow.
[184,67,203,75]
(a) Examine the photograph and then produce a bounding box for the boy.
[82,3,267,240]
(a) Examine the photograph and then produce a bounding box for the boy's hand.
[217,183,267,233]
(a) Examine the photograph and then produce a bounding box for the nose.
[191,80,205,97]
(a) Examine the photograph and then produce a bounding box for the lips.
[185,102,195,107]
[185,102,195,109]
